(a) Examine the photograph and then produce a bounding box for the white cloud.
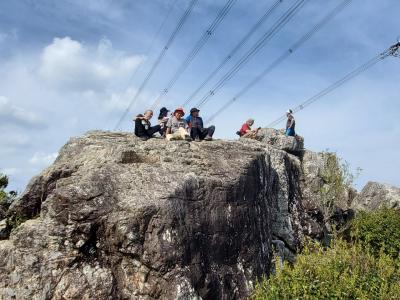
[29,152,58,166]
[0,29,18,44]
[38,37,143,92]
[0,96,46,129]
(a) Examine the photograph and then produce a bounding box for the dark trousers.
[191,125,215,140]
[147,125,162,136]
[136,125,161,139]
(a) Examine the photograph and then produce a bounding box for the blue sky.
[0,0,399,192]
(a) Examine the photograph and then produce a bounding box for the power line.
[181,0,285,108]
[114,0,198,130]
[195,0,308,108]
[206,0,352,124]
[126,0,178,87]
[266,41,400,128]
[150,0,237,111]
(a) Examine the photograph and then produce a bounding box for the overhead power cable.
[206,0,352,124]
[266,41,400,128]
[195,0,308,108]
[114,0,198,130]
[126,0,178,87]
[181,0,285,108]
[150,0,237,110]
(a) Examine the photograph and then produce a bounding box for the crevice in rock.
[68,223,101,268]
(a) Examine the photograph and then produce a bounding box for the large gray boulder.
[1,131,274,299]
[352,181,400,211]
[0,130,351,299]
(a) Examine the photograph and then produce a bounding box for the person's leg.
[191,127,200,140]
[167,130,181,141]
[178,127,191,141]
[241,132,252,138]
[204,126,215,140]
[242,132,256,139]
[285,128,295,137]
[197,128,207,140]
[160,126,167,137]
[147,125,161,136]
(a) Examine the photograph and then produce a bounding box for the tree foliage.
[318,152,360,225]
[0,173,17,210]
[351,208,400,258]
[252,208,400,299]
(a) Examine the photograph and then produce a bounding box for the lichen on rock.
[0,129,372,299]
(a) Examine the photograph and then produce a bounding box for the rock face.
[352,181,400,211]
[0,130,353,299]
[257,128,304,153]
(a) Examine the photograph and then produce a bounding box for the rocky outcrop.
[0,130,353,299]
[257,128,304,153]
[1,132,276,299]
[352,181,400,211]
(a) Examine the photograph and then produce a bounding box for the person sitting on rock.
[157,107,170,137]
[238,118,260,139]
[134,110,162,141]
[166,107,191,141]
[285,109,296,137]
[185,107,215,142]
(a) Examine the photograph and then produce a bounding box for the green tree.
[318,152,359,228]
[0,173,17,211]
[351,208,400,258]
[252,208,400,299]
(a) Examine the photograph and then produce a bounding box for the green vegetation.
[0,173,17,211]
[318,152,358,224]
[351,208,400,258]
[252,208,400,299]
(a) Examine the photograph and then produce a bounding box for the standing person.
[186,108,215,142]
[157,107,170,137]
[285,109,296,137]
[134,110,162,141]
[238,118,260,139]
[166,107,191,141]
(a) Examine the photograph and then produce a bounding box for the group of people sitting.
[134,107,296,141]
[134,107,215,142]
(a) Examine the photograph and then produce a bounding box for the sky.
[0,0,399,192]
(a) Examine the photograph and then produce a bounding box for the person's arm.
[289,117,295,128]
[184,119,190,132]
[135,114,145,120]
[241,124,251,134]
[290,117,294,128]
[135,119,146,136]
[198,117,204,129]
[166,118,172,134]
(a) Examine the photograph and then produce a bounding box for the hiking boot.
[184,135,193,142]
[204,135,212,141]
[140,136,149,141]
[195,137,201,142]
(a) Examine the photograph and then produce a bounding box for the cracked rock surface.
[0,130,356,299]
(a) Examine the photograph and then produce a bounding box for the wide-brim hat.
[160,107,169,113]
[174,107,185,116]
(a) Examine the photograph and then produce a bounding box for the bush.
[317,152,359,225]
[252,240,400,300]
[351,208,400,258]
[252,209,400,299]
[0,173,17,204]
